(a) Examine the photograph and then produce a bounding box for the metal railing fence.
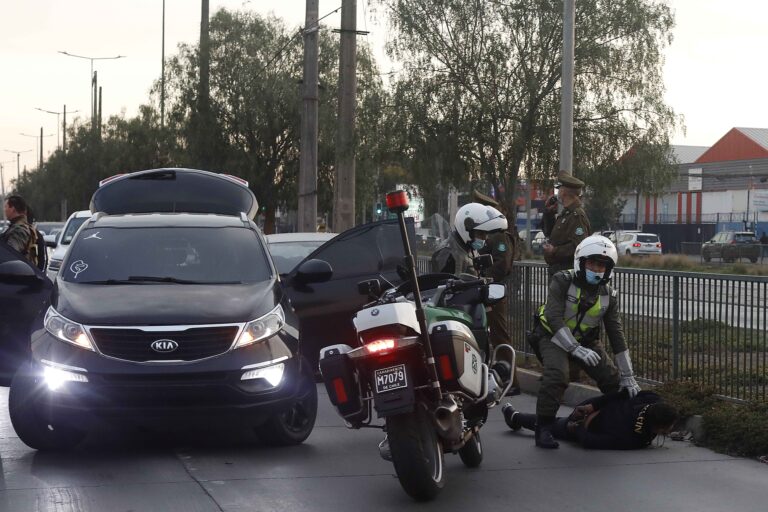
[417,257,767,402]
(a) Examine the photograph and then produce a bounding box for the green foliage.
[375,0,679,215]
[656,381,768,458]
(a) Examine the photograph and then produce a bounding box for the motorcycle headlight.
[235,305,285,348]
[44,307,95,351]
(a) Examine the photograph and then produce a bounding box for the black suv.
[1,168,412,450]
[701,231,761,263]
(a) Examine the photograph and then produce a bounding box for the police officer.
[542,172,591,280]
[527,235,641,449]
[1,195,37,266]
[471,190,520,394]
[503,390,678,450]
[431,202,507,276]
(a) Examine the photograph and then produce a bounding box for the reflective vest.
[538,272,610,340]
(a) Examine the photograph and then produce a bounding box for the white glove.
[614,350,641,398]
[570,345,601,367]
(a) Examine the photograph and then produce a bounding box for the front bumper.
[26,330,303,427]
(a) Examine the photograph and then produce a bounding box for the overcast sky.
[2,0,767,193]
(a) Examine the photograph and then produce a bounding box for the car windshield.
[268,240,327,274]
[636,235,658,243]
[61,226,271,284]
[61,216,89,244]
[735,233,756,242]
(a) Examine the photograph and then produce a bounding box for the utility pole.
[298,0,319,232]
[161,0,166,129]
[92,70,98,129]
[559,0,575,176]
[63,105,67,153]
[39,127,43,169]
[333,0,359,232]
[197,0,212,168]
[98,86,103,138]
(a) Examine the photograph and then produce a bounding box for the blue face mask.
[585,269,604,285]
[471,239,486,251]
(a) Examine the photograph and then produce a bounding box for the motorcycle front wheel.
[458,431,483,468]
[386,406,445,501]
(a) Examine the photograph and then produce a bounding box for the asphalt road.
[0,386,765,512]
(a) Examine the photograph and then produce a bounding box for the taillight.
[366,339,396,354]
[332,377,348,404]
[656,243,662,248]
[632,243,641,247]
[730,240,736,244]
[438,354,454,380]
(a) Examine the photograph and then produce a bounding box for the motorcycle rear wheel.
[458,431,483,468]
[386,406,445,501]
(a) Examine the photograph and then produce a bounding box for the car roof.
[87,213,250,229]
[266,232,336,243]
[70,210,92,219]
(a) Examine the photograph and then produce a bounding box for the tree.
[375,0,680,217]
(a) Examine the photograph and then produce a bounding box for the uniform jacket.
[539,270,627,355]
[0,215,36,262]
[542,200,591,271]
[479,230,515,283]
[431,232,478,276]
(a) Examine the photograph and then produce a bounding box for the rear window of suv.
[734,233,757,243]
[636,235,659,243]
[61,226,271,284]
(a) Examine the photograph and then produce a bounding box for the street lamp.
[19,132,53,171]
[3,149,32,182]
[35,107,80,150]
[0,160,15,212]
[58,51,126,120]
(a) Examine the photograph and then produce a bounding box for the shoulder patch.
[497,243,507,252]
[611,289,618,298]
[575,227,584,236]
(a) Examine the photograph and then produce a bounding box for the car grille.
[89,326,240,362]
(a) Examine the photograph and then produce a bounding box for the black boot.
[535,416,560,449]
[502,405,536,431]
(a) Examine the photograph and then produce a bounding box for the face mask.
[585,269,604,285]
[471,239,486,251]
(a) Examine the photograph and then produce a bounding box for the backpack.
[33,228,47,271]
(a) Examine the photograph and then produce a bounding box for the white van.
[46,210,91,279]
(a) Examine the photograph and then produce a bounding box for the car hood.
[53,279,280,325]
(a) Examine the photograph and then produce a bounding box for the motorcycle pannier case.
[319,345,368,424]
[429,321,484,398]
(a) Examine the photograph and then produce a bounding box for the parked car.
[2,168,414,450]
[520,229,546,254]
[617,232,662,256]
[266,232,337,274]
[46,210,91,279]
[701,231,761,263]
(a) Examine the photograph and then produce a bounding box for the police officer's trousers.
[536,336,620,418]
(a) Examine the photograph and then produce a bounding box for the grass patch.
[617,254,768,276]
[656,381,768,458]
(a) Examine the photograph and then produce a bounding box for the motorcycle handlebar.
[447,277,489,292]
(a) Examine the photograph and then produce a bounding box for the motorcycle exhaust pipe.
[433,397,462,442]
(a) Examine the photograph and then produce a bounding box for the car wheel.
[750,257,758,263]
[8,365,86,451]
[625,249,632,256]
[255,360,318,446]
[703,254,711,262]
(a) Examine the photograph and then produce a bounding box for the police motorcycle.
[318,191,516,501]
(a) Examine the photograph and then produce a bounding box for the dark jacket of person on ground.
[504,391,678,450]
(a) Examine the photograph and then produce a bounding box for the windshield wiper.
[128,276,242,284]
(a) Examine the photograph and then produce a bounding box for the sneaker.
[502,403,522,431]
[535,426,560,449]
[378,435,392,461]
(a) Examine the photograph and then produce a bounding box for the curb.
[516,367,601,406]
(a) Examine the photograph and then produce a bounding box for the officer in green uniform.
[531,235,641,449]
[1,195,37,266]
[542,172,591,280]
[471,190,520,394]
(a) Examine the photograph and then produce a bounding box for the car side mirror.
[45,239,57,248]
[485,283,506,305]
[294,259,333,285]
[0,260,41,284]
[357,278,381,298]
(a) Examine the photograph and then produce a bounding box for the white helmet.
[574,235,618,284]
[454,203,508,245]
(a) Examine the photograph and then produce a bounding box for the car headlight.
[234,305,285,349]
[44,307,95,351]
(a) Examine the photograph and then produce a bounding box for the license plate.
[374,364,408,393]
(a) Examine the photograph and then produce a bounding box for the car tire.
[255,359,318,446]
[626,249,632,256]
[750,257,758,263]
[8,365,86,451]
[458,431,483,468]
[703,254,711,262]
